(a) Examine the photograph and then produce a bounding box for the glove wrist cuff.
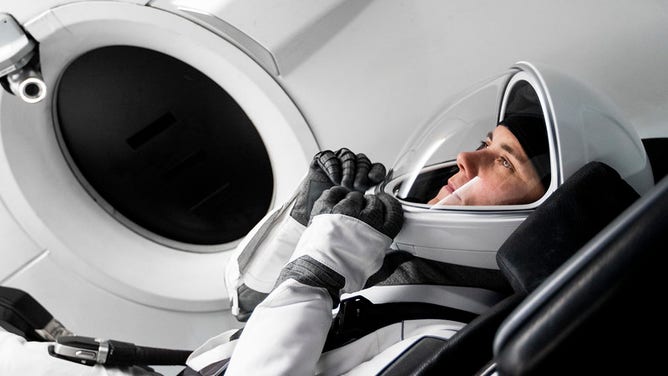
[292,214,391,293]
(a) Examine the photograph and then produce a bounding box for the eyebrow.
[488,130,528,163]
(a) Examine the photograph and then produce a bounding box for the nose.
[456,150,490,179]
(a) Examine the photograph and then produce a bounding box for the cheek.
[521,179,546,203]
[462,181,497,205]
[464,175,525,205]
[493,178,537,205]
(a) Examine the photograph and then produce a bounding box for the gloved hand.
[310,186,404,239]
[277,186,403,302]
[228,149,385,319]
[290,148,386,226]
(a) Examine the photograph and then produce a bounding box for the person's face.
[428,125,545,206]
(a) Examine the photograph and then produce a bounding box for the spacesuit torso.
[183,177,514,375]
[189,211,498,375]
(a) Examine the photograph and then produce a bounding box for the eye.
[477,139,490,150]
[499,157,513,170]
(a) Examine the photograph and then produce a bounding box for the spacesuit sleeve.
[224,190,308,320]
[225,214,392,375]
[0,329,160,376]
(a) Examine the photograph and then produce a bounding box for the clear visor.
[382,69,550,210]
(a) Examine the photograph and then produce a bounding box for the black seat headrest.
[494,169,668,375]
[496,161,639,294]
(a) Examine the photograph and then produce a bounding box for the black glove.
[290,148,386,226]
[310,186,404,239]
[329,148,387,191]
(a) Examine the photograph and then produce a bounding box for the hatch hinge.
[0,13,47,103]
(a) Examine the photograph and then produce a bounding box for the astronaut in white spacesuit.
[182,114,551,376]
[1,95,647,375]
[0,113,546,376]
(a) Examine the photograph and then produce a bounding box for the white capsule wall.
[1,2,667,371]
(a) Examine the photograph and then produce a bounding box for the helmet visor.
[383,69,551,210]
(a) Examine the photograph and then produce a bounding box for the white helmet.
[381,62,653,268]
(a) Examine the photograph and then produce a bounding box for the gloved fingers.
[315,150,341,185]
[331,191,365,218]
[377,192,404,239]
[311,186,350,218]
[368,163,387,185]
[358,194,384,232]
[336,148,357,190]
[314,148,385,192]
[353,153,372,192]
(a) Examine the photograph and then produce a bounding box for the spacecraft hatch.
[0,1,318,350]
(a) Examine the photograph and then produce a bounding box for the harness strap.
[323,295,478,352]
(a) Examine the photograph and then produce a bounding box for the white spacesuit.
[185,62,653,375]
[191,114,552,375]
[187,149,472,375]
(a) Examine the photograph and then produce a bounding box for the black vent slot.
[127,112,177,150]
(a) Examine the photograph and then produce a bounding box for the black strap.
[322,296,478,352]
[105,339,192,366]
[0,286,62,341]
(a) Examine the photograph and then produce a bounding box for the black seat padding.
[642,137,668,183]
[494,173,668,375]
[496,161,639,294]
[377,162,639,375]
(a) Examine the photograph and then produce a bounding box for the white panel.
[0,199,42,281]
[152,0,363,76]
[0,0,152,23]
[273,0,668,164]
[148,0,668,163]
